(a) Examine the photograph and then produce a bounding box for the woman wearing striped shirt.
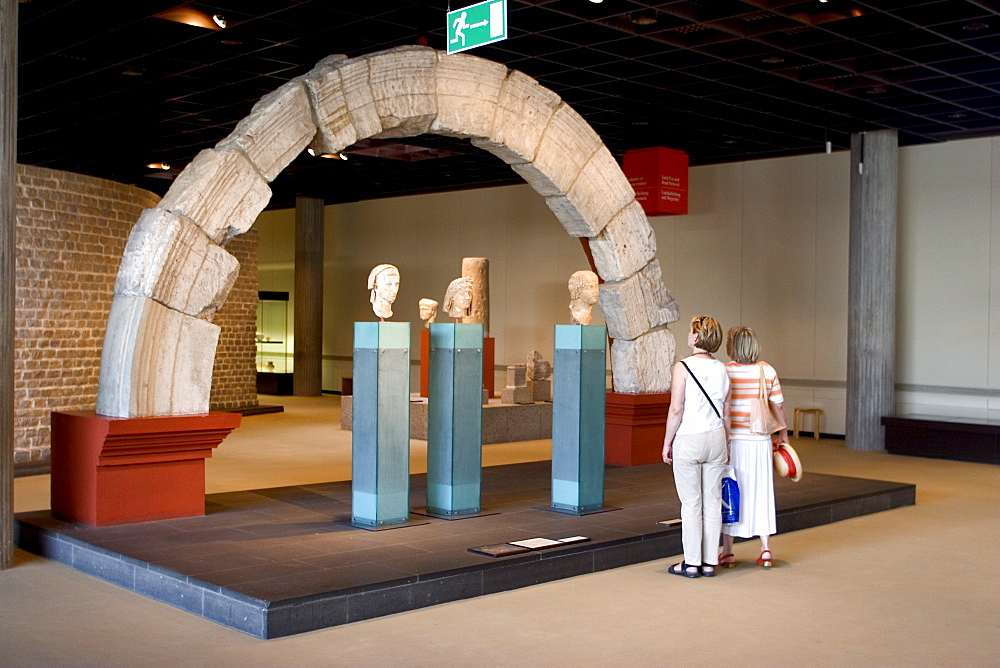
[720,326,790,569]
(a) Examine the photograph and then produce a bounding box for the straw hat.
[773,442,802,482]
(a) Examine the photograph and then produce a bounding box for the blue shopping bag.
[721,466,740,524]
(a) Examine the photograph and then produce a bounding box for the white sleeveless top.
[676,356,730,435]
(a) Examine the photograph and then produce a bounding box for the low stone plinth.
[341,395,552,444]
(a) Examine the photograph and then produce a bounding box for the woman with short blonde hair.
[661,315,731,578]
[720,326,790,569]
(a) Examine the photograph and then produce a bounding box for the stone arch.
[96,46,678,418]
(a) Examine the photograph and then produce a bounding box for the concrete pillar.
[293,196,324,396]
[1,0,17,570]
[847,130,898,451]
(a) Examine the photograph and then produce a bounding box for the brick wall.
[14,165,259,465]
[210,229,259,411]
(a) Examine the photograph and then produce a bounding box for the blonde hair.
[690,315,722,353]
[726,326,760,364]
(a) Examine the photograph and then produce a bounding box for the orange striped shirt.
[725,362,784,439]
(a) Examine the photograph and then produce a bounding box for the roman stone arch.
[96,46,679,418]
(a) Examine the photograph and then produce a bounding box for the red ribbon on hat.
[773,442,797,478]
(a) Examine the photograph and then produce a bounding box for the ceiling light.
[963,22,989,31]
[146,162,171,170]
[589,0,604,3]
[948,112,968,119]
[154,6,224,31]
[630,10,657,26]
[212,14,226,28]
[819,0,828,3]
[763,56,784,64]
[866,86,886,95]
[307,148,348,160]
[122,68,143,77]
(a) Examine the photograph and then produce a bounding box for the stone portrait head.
[418,298,439,328]
[568,270,600,325]
[368,264,400,320]
[443,276,474,320]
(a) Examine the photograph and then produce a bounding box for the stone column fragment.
[114,208,239,319]
[610,328,676,394]
[157,148,271,245]
[217,80,317,182]
[97,296,221,418]
[599,260,679,341]
[461,256,489,335]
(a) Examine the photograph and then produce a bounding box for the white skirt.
[722,437,776,538]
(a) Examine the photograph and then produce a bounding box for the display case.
[256,291,293,395]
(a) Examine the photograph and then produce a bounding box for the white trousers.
[672,427,727,566]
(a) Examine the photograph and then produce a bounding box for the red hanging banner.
[622,147,689,216]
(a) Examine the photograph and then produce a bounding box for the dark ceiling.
[16,0,1000,209]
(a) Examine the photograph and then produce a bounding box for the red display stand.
[483,336,495,398]
[605,392,671,466]
[420,328,430,397]
[50,411,242,527]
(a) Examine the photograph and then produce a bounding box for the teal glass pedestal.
[351,321,411,527]
[427,323,484,516]
[551,324,607,514]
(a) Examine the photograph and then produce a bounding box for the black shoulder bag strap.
[680,360,721,419]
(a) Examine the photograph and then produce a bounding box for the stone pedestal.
[50,411,242,527]
[551,325,607,514]
[528,379,551,402]
[352,322,411,527]
[604,392,671,466]
[427,323,483,516]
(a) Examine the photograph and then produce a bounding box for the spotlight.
[154,6,224,31]
[212,14,226,28]
[631,10,657,26]
[146,162,171,170]
[589,0,604,3]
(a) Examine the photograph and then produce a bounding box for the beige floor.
[3,395,999,666]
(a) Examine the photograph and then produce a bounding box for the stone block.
[505,365,526,388]
[431,53,507,139]
[589,200,657,281]
[158,148,271,245]
[115,208,239,319]
[500,387,533,405]
[97,296,221,418]
[470,69,560,166]
[366,46,438,139]
[217,80,317,182]
[517,104,603,197]
[528,378,551,402]
[334,56,383,142]
[599,260,679,341]
[560,147,636,240]
[301,55,359,154]
[610,327,676,394]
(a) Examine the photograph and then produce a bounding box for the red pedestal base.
[50,411,242,527]
[605,392,671,466]
[483,336,495,398]
[420,329,430,398]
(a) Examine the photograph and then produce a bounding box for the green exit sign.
[447,0,507,55]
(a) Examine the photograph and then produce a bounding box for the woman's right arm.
[662,362,687,464]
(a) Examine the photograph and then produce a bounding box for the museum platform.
[15,460,915,639]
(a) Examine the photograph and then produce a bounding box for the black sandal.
[700,564,716,577]
[668,562,700,578]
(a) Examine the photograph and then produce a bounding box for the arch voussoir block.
[157,148,271,245]
[431,53,507,139]
[334,57,383,142]
[589,200,657,281]
[217,80,317,182]
[115,208,239,319]
[610,327,676,394]
[471,69,561,166]
[598,259,679,341]
[303,55,359,154]
[367,46,438,139]
[97,296,221,417]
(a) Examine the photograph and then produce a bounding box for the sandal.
[719,553,736,568]
[757,549,772,568]
[700,564,716,577]
[668,562,700,578]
